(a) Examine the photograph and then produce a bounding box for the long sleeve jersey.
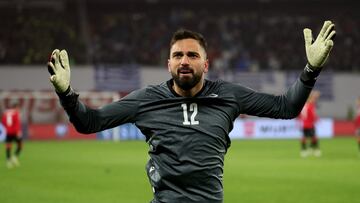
[58,66,317,203]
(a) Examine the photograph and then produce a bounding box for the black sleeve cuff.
[300,63,322,87]
[56,86,79,111]
[56,86,71,97]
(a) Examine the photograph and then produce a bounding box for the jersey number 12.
[181,103,199,125]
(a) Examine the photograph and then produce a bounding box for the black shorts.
[303,128,315,138]
[5,134,22,143]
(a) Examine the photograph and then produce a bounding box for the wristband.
[57,86,79,110]
[300,64,322,86]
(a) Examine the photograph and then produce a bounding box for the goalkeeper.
[47,21,335,203]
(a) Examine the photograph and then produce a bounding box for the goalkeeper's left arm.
[303,20,336,70]
[299,20,336,87]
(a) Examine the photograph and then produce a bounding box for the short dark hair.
[170,29,208,54]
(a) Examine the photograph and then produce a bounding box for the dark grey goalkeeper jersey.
[59,70,316,203]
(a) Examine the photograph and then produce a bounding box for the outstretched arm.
[47,49,139,134]
[236,20,336,119]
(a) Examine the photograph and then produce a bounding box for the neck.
[173,80,204,97]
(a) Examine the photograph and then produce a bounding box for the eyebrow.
[172,51,200,57]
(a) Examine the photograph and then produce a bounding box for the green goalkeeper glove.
[304,20,336,69]
[47,49,71,93]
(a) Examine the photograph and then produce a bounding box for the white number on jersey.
[6,112,14,126]
[181,103,199,125]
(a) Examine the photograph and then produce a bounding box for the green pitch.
[0,137,359,203]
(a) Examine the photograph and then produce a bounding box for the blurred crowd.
[0,1,359,72]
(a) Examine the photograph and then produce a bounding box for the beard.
[171,69,202,91]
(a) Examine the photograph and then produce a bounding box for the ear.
[167,59,171,72]
[204,59,209,73]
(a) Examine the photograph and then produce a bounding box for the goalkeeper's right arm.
[47,49,71,93]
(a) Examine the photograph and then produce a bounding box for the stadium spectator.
[299,90,321,157]
[1,102,23,168]
[47,21,335,202]
[355,96,360,152]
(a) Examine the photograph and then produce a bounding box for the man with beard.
[47,20,335,203]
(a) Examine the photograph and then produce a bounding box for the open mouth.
[178,68,193,75]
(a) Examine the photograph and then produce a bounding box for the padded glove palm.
[47,49,71,93]
[304,20,336,69]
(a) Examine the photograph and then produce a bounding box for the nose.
[180,56,190,66]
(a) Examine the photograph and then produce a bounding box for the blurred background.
[0,0,359,140]
[1,1,360,203]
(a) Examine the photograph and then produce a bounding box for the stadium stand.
[0,0,359,72]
